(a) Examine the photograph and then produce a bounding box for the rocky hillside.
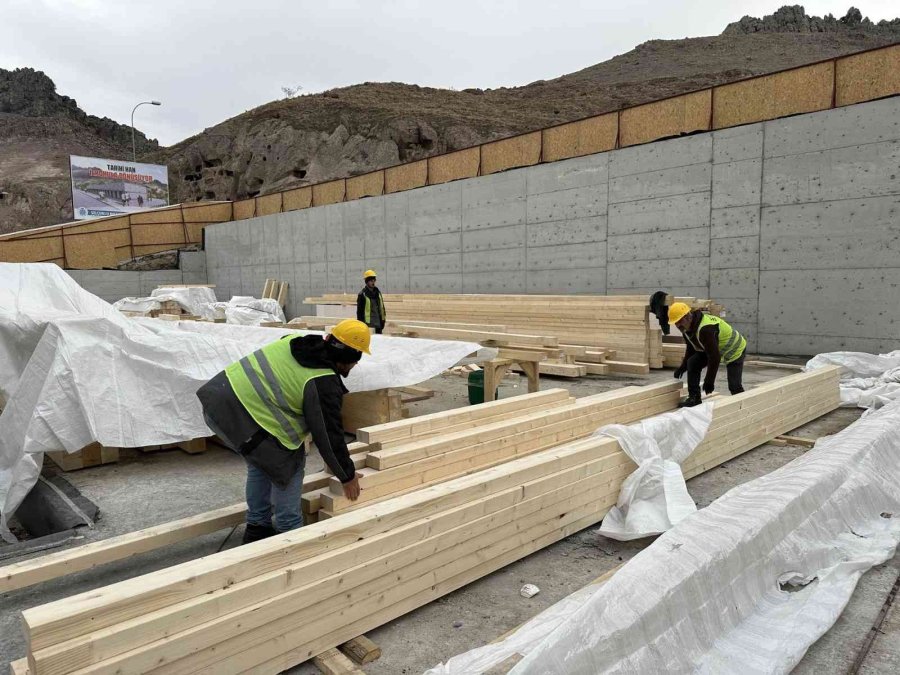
[0,68,158,232]
[151,6,899,204]
[2,6,898,233]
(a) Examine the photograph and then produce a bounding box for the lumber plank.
[355,389,571,445]
[0,504,246,594]
[32,455,631,674]
[21,368,837,672]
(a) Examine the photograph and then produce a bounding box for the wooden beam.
[0,504,245,594]
[19,369,840,675]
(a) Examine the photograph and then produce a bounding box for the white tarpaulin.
[0,264,479,541]
[807,350,900,410]
[113,290,283,325]
[429,397,900,674]
[596,402,713,541]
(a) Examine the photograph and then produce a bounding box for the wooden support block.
[577,362,611,375]
[339,635,381,664]
[46,444,119,472]
[394,386,435,404]
[313,647,364,675]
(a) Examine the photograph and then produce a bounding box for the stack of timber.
[15,367,840,675]
[304,384,681,520]
[305,294,725,376]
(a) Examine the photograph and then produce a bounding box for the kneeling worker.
[197,319,370,543]
[669,302,746,408]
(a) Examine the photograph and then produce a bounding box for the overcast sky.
[1,0,896,146]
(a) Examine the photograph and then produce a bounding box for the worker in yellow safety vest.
[196,319,370,543]
[669,302,747,408]
[357,269,386,334]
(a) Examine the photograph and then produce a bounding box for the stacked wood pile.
[15,367,840,675]
[304,294,725,377]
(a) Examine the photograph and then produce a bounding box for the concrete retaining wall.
[204,96,900,357]
[66,251,208,304]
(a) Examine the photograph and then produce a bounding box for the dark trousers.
[686,351,746,398]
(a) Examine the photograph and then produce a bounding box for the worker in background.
[357,269,386,334]
[196,320,370,543]
[669,302,747,408]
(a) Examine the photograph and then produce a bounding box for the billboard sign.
[69,155,169,220]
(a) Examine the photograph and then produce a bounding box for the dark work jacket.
[679,310,721,388]
[357,286,385,329]
[196,334,356,487]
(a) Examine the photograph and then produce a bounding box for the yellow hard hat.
[363,269,377,280]
[668,302,691,324]
[331,319,371,354]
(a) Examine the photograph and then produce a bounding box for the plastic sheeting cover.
[596,402,713,541]
[807,350,900,410]
[0,264,479,540]
[430,397,900,674]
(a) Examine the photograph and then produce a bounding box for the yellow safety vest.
[684,314,746,364]
[363,291,386,324]
[224,337,333,449]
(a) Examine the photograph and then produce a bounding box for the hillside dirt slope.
[1,5,897,233]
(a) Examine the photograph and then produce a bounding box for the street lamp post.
[131,101,161,161]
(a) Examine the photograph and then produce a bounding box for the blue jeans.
[245,459,305,532]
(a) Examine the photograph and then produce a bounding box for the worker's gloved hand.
[343,473,362,501]
[703,380,715,395]
[673,365,686,379]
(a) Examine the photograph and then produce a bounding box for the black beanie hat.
[325,335,363,363]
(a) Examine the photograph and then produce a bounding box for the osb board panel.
[773,62,834,118]
[836,44,900,106]
[182,202,233,223]
[542,113,617,161]
[282,186,312,211]
[62,215,131,236]
[129,206,184,225]
[0,224,62,241]
[713,62,833,129]
[620,90,711,147]
[0,235,64,263]
[346,171,385,200]
[233,198,257,220]
[185,221,205,243]
[256,193,283,216]
[385,160,427,193]
[65,230,130,269]
[115,245,133,262]
[130,222,187,246]
[312,179,346,206]
[481,131,541,175]
[427,147,480,184]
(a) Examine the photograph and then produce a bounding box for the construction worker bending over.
[357,269,386,334]
[196,320,370,543]
[669,302,747,408]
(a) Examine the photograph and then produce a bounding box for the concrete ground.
[1,364,897,674]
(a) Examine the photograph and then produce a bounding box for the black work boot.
[242,523,277,544]
[679,395,702,408]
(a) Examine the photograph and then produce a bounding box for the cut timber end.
[313,647,364,675]
[339,635,381,664]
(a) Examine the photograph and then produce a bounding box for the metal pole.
[131,101,161,162]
